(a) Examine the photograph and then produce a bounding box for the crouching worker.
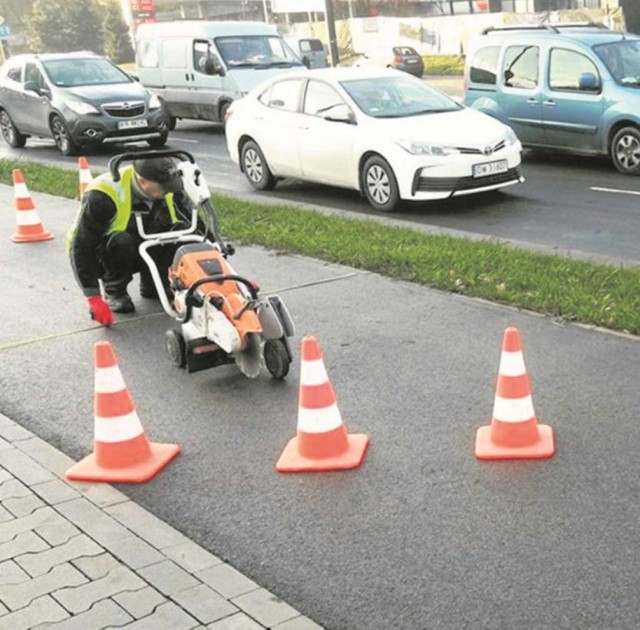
[67,157,191,326]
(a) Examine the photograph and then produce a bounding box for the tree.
[25,0,104,54]
[102,0,134,64]
[0,0,37,29]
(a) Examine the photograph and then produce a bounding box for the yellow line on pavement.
[0,313,164,351]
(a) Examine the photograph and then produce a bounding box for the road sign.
[0,25,10,39]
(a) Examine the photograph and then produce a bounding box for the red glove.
[87,296,114,326]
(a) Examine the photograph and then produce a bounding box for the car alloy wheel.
[0,110,26,148]
[240,140,276,191]
[367,165,391,204]
[611,126,640,175]
[244,148,264,183]
[362,155,400,212]
[51,115,78,156]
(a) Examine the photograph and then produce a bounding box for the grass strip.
[1,158,638,336]
[423,54,465,75]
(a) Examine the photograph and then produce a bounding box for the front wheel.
[361,155,400,212]
[240,140,276,191]
[165,329,186,368]
[0,110,26,148]
[50,115,79,156]
[610,126,640,175]
[264,339,291,379]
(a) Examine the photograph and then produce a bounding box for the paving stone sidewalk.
[0,413,321,630]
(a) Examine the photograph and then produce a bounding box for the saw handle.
[180,274,259,324]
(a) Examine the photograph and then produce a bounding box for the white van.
[135,21,304,128]
[285,37,329,69]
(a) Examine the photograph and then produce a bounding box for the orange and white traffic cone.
[11,169,53,243]
[475,327,554,460]
[78,156,92,199]
[65,341,180,483]
[276,335,369,472]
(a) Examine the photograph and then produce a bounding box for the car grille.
[102,101,146,118]
[457,140,506,155]
[415,168,521,193]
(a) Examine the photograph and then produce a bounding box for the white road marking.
[168,136,199,144]
[591,186,640,197]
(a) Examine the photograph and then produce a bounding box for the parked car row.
[2,21,638,213]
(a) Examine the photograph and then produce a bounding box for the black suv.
[0,51,170,155]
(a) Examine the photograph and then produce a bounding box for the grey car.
[0,51,170,155]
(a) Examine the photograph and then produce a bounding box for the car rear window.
[393,47,418,56]
[469,46,499,85]
[300,39,324,52]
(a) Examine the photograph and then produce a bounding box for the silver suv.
[0,51,170,155]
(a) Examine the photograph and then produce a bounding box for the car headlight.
[395,138,460,156]
[505,126,519,146]
[148,94,161,109]
[64,100,99,115]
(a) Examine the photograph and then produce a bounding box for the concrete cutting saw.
[108,150,295,379]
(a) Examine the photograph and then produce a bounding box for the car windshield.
[340,75,460,118]
[215,35,303,68]
[594,40,640,86]
[42,57,131,87]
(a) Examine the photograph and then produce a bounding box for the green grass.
[1,159,639,335]
[423,54,465,75]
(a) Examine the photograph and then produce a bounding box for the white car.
[225,67,523,212]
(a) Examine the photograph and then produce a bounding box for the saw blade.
[234,332,263,378]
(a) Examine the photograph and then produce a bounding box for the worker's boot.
[140,268,173,301]
[139,269,159,299]
[104,281,135,313]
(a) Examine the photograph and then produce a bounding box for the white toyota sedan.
[225,67,523,212]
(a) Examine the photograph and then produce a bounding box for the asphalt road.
[1,189,640,629]
[1,87,640,627]
[2,115,639,267]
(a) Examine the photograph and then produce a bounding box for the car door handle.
[527,97,539,105]
[298,125,309,130]
[543,100,556,107]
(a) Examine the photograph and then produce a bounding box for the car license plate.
[473,159,508,178]
[117,119,148,130]
[407,59,418,64]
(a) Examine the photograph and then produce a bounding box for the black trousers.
[101,226,186,296]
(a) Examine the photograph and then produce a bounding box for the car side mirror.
[578,72,600,92]
[324,103,356,124]
[301,56,311,69]
[204,55,226,77]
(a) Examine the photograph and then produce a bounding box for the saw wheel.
[234,332,263,378]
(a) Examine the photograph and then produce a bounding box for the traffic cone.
[11,169,53,243]
[78,156,92,198]
[65,341,180,483]
[276,335,369,472]
[475,327,554,460]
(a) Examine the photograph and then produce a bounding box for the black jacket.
[69,188,192,297]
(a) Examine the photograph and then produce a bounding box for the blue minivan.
[463,23,640,175]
